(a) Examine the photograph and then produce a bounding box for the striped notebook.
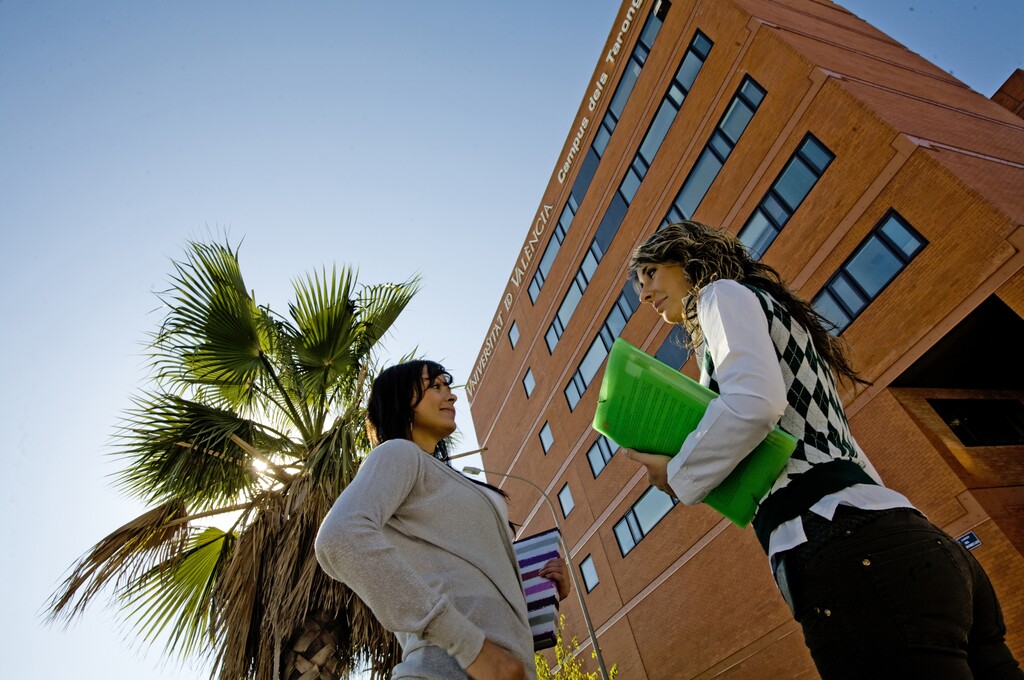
[513,528,561,651]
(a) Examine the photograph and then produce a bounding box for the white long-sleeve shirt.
[664,280,913,560]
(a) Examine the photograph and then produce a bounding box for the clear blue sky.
[1,1,1019,678]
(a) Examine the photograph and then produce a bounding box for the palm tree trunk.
[280,611,346,680]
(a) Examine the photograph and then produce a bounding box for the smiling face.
[410,366,457,451]
[636,263,694,324]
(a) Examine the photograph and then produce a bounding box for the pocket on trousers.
[859,534,972,647]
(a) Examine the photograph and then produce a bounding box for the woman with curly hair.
[625,221,1021,679]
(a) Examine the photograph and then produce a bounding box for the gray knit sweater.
[315,439,535,679]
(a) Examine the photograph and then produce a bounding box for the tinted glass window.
[565,381,582,410]
[539,422,554,452]
[812,210,925,334]
[719,99,754,144]
[595,192,628,251]
[830,274,866,315]
[774,157,816,210]
[812,290,851,332]
[674,53,703,100]
[593,124,612,157]
[639,101,677,162]
[572,147,601,201]
[802,137,833,173]
[673,150,723,219]
[605,307,628,342]
[761,193,788,226]
[523,369,535,397]
[614,519,636,555]
[739,210,775,259]
[708,131,732,159]
[580,556,599,592]
[741,78,766,106]
[655,328,691,368]
[609,62,641,119]
[545,325,559,354]
[558,484,575,517]
[620,167,642,204]
[587,436,615,477]
[634,488,675,534]
[846,238,904,297]
[579,341,609,386]
[881,214,924,257]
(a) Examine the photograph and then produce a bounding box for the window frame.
[587,435,617,478]
[557,483,575,518]
[738,133,834,259]
[613,487,678,556]
[579,555,600,592]
[539,422,554,454]
[522,368,536,397]
[812,210,926,334]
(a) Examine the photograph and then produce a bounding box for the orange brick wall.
[854,389,1024,660]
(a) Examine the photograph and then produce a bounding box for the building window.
[928,398,1024,447]
[613,487,678,556]
[580,555,600,592]
[586,435,617,478]
[619,31,713,204]
[662,75,766,225]
[557,483,575,518]
[812,210,926,334]
[738,133,834,259]
[523,368,536,397]
[531,4,673,308]
[547,30,713,354]
[547,242,602,352]
[539,422,554,454]
[586,3,668,172]
[528,200,576,303]
[654,327,691,369]
[508,321,520,348]
[564,283,641,410]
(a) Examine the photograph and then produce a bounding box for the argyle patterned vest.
[699,285,877,552]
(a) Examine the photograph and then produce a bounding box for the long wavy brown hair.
[630,221,867,386]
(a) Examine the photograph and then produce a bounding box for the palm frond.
[287,267,360,433]
[209,498,268,680]
[154,241,270,390]
[305,398,371,492]
[115,392,269,508]
[124,526,235,659]
[289,267,358,375]
[46,500,190,623]
[352,277,419,359]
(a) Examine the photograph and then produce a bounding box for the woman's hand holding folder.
[624,449,678,500]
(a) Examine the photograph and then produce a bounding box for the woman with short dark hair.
[316,360,567,680]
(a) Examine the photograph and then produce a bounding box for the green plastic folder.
[593,338,798,527]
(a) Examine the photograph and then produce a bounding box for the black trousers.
[776,508,1023,680]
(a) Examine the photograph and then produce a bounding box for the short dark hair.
[366,359,508,500]
[366,359,454,461]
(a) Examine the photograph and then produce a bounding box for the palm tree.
[47,239,418,679]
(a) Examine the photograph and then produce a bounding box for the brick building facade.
[467,1,1024,677]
